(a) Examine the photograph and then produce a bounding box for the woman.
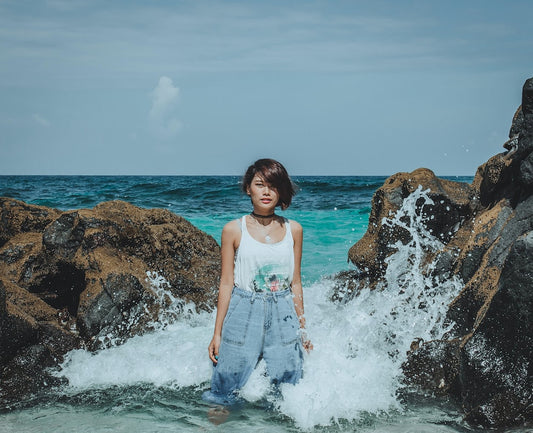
[203,158,312,406]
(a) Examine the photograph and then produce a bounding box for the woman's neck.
[250,211,276,226]
[251,210,275,218]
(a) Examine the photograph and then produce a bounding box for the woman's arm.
[208,220,240,364]
[290,220,313,352]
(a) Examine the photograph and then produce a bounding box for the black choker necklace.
[251,211,275,219]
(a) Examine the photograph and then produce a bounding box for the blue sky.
[1,0,531,176]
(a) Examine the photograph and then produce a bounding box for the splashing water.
[58,271,209,388]
[274,187,463,428]
[55,187,464,430]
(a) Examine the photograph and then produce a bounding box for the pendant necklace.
[250,212,276,243]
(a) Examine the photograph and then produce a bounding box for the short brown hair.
[241,158,295,210]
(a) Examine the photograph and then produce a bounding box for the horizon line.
[0,173,475,178]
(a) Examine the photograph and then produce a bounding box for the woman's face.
[247,174,279,213]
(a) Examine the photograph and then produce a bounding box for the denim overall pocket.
[221,294,251,346]
[276,295,299,346]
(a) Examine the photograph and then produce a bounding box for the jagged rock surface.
[0,200,220,404]
[341,77,533,427]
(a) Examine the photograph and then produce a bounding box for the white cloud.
[149,76,181,139]
[32,113,51,127]
[150,76,179,119]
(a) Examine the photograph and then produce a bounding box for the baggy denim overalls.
[202,287,304,405]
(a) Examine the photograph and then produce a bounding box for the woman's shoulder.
[222,218,242,235]
[221,218,242,248]
[287,219,302,234]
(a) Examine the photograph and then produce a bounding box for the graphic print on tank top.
[251,262,291,292]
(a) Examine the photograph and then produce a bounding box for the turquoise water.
[2,175,513,433]
[0,175,384,282]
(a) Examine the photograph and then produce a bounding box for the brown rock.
[0,198,220,403]
[458,229,533,426]
[402,338,462,396]
[344,77,533,427]
[347,168,476,292]
[0,199,61,247]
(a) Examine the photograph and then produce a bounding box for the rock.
[447,195,533,335]
[329,270,366,303]
[42,212,85,259]
[0,199,220,403]
[346,168,476,291]
[459,230,533,426]
[402,339,461,396]
[0,199,61,248]
[0,344,68,405]
[519,149,533,186]
[343,77,533,428]
[473,153,516,207]
[77,273,147,343]
[508,106,523,141]
[0,278,5,318]
[523,79,533,128]
[1,281,42,364]
[473,79,533,207]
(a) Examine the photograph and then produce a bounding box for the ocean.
[3,175,520,433]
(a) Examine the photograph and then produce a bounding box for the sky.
[1,0,532,176]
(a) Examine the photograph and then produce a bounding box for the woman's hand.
[299,329,313,353]
[208,334,221,364]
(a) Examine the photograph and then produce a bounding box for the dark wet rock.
[0,199,220,404]
[402,339,461,396]
[0,278,5,317]
[523,79,533,129]
[77,273,146,344]
[457,230,533,426]
[343,77,533,428]
[329,270,366,303]
[77,283,120,339]
[446,195,533,337]
[509,106,524,139]
[104,273,144,310]
[0,344,68,404]
[473,80,533,208]
[0,199,61,248]
[346,167,477,290]
[519,150,533,185]
[474,152,516,207]
[43,212,85,259]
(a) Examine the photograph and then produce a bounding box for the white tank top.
[233,216,294,292]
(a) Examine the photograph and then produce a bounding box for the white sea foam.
[59,308,214,388]
[58,187,463,429]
